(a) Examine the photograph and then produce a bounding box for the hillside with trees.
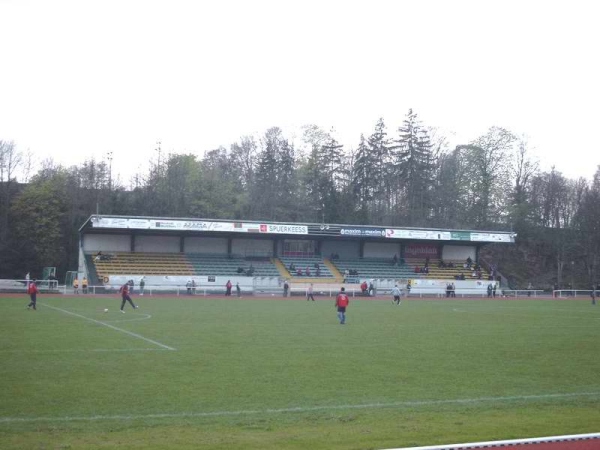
[1,109,599,289]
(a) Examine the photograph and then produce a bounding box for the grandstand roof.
[79,215,516,244]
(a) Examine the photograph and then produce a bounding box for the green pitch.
[1,295,599,449]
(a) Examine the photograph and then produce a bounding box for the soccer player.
[335,287,349,324]
[119,282,138,313]
[26,279,39,310]
[391,284,402,305]
[306,283,315,301]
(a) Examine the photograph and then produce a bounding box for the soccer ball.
[104,308,109,313]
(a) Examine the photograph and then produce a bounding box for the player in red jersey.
[335,287,349,324]
[26,280,39,310]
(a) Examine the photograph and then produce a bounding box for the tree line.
[1,109,599,288]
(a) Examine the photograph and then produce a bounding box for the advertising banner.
[404,243,439,258]
[340,228,386,237]
[386,229,451,240]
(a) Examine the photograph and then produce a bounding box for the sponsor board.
[260,224,308,235]
[470,233,514,243]
[386,229,451,240]
[340,228,386,237]
[405,244,439,257]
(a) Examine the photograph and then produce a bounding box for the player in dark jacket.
[119,283,138,313]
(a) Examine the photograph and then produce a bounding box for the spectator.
[283,280,289,297]
[225,280,232,296]
[392,254,398,266]
[306,283,315,301]
[360,281,368,296]
[305,266,311,277]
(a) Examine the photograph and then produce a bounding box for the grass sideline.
[1,295,599,449]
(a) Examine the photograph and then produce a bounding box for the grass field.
[1,294,599,449]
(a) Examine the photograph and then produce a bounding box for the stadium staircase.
[272,258,291,278]
[323,258,343,281]
[84,254,102,286]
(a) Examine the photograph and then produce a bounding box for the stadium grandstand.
[74,215,516,297]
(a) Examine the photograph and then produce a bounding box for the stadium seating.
[186,253,280,277]
[92,252,194,279]
[404,258,489,280]
[331,258,415,281]
[279,257,336,280]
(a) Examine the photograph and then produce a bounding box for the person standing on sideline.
[139,277,145,296]
[283,280,289,297]
[73,277,79,294]
[591,286,597,305]
[27,279,39,310]
[391,284,402,305]
[335,287,350,324]
[306,283,315,301]
[82,277,88,294]
[119,282,138,313]
[236,282,241,297]
[225,280,232,296]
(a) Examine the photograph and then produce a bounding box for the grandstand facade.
[78,215,515,295]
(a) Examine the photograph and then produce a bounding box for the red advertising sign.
[404,243,439,258]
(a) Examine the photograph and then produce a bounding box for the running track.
[391,433,600,450]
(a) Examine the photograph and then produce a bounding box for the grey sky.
[1,0,598,183]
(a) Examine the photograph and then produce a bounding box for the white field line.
[1,391,599,424]
[40,303,176,351]
[106,313,153,323]
[384,432,600,450]
[0,348,167,353]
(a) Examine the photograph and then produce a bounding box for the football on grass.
[104,308,108,313]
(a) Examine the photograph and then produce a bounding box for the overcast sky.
[1,0,599,184]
